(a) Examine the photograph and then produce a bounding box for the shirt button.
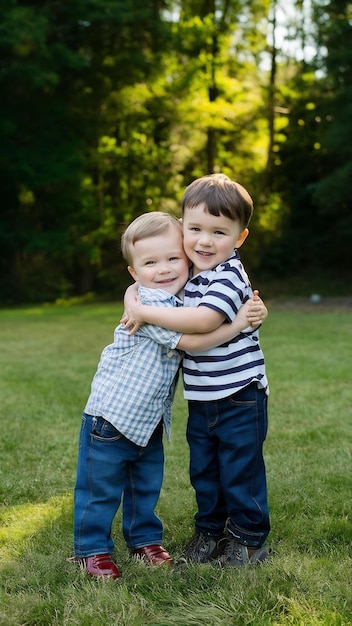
[167,350,174,357]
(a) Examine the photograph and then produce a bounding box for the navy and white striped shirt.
[84,287,183,447]
[182,251,268,401]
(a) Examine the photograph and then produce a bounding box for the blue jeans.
[187,383,270,548]
[74,414,164,557]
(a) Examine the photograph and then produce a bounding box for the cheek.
[180,263,190,278]
[183,247,193,263]
[140,268,153,282]
[218,240,235,254]
[182,235,193,252]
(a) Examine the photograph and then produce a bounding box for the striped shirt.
[84,287,183,447]
[182,251,268,401]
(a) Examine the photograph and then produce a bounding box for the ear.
[127,266,138,282]
[235,228,249,249]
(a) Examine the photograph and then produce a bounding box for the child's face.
[128,227,190,295]
[182,204,248,275]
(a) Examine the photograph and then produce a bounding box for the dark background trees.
[0,0,351,304]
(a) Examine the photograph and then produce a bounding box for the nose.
[158,262,171,273]
[198,232,212,246]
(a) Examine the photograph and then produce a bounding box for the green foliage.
[0,303,351,625]
[0,0,173,304]
[265,0,352,277]
[308,0,352,262]
[0,0,351,304]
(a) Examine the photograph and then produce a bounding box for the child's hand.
[121,284,143,334]
[246,290,268,328]
[120,310,141,334]
[120,303,144,334]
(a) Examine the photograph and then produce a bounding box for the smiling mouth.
[196,251,213,257]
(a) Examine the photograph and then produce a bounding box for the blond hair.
[121,212,183,265]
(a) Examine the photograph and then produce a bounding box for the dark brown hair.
[182,173,253,229]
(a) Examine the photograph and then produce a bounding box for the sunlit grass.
[0,494,72,562]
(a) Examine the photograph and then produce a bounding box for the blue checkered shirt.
[84,287,183,446]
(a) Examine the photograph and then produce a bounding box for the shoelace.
[223,539,244,560]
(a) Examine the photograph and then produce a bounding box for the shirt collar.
[189,250,239,283]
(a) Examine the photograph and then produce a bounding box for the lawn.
[0,302,351,626]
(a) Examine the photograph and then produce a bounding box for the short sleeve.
[198,264,251,322]
[137,286,183,348]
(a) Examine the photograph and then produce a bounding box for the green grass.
[0,303,351,626]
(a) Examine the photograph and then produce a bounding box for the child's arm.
[177,297,264,351]
[123,287,224,333]
[122,285,267,334]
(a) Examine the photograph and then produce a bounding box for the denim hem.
[195,526,225,538]
[127,539,164,550]
[226,520,266,548]
[74,550,113,558]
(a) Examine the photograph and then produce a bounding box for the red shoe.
[80,553,120,579]
[132,545,173,566]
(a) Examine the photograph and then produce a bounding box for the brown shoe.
[80,553,120,579]
[132,544,173,566]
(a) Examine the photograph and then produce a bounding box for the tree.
[1,0,351,303]
[0,0,171,302]
[309,0,352,268]
[262,0,352,278]
[174,0,270,177]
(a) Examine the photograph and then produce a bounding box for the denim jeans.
[187,383,270,548]
[74,414,164,557]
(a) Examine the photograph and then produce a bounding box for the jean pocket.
[228,395,256,407]
[91,416,122,442]
[228,383,257,406]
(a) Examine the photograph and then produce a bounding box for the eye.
[190,226,200,232]
[214,230,226,236]
[145,260,156,266]
[169,256,179,261]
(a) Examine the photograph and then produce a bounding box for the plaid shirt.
[84,287,183,446]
